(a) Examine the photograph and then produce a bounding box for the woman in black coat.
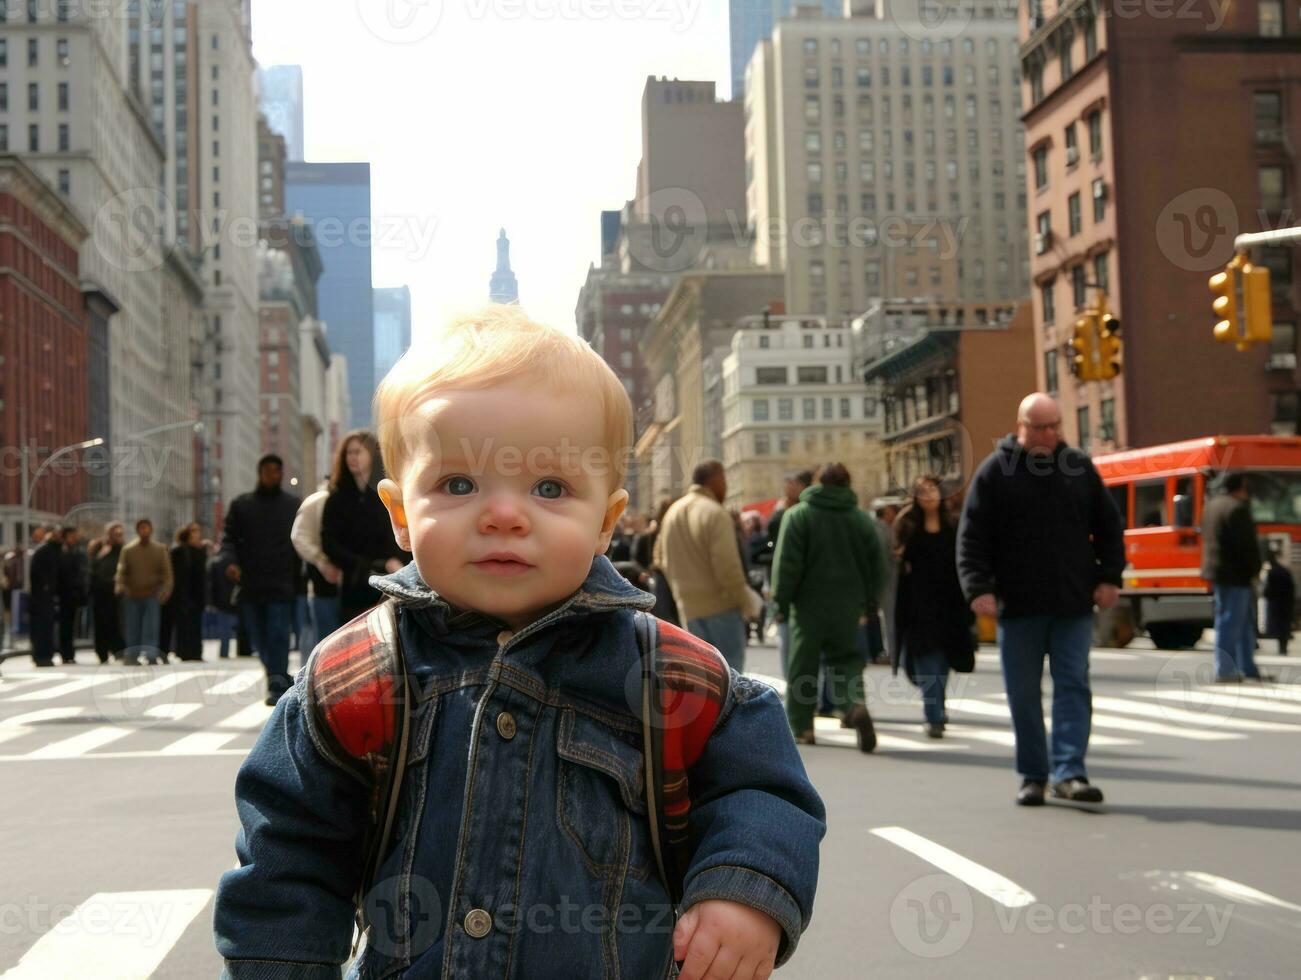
[892,475,975,738]
[164,524,208,662]
[1263,550,1295,655]
[321,430,405,622]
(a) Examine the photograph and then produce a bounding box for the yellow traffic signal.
[1211,253,1272,349]
[1097,312,1122,380]
[1070,311,1101,382]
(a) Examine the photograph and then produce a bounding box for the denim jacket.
[214,557,826,979]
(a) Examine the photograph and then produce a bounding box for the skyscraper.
[729,0,843,100]
[373,286,412,386]
[285,162,375,428]
[489,229,519,304]
[259,65,305,162]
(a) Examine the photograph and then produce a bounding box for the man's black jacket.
[958,435,1125,619]
[219,485,302,604]
[1200,493,1262,588]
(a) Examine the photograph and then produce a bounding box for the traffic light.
[1097,311,1122,380]
[1211,253,1272,349]
[1070,311,1100,381]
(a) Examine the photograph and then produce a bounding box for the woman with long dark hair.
[892,475,975,738]
[321,430,405,622]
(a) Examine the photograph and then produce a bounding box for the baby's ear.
[378,479,412,553]
[596,489,630,555]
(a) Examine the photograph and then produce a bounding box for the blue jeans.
[777,619,790,679]
[687,609,747,672]
[292,595,314,654]
[122,596,161,665]
[311,595,341,644]
[1213,585,1260,679]
[998,614,1094,784]
[213,610,240,659]
[910,648,951,725]
[242,601,293,697]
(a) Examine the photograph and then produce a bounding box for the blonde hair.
[374,305,633,489]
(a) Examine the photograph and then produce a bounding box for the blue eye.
[444,476,476,495]
[534,479,566,500]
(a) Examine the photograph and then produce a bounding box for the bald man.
[957,393,1125,807]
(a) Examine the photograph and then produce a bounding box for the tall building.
[298,317,332,486]
[0,156,90,544]
[1021,1,1301,450]
[285,161,375,428]
[745,3,1029,317]
[729,0,843,100]
[325,353,351,451]
[9,2,206,534]
[489,228,519,304]
[373,285,412,386]
[258,64,305,162]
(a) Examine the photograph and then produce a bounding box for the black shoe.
[1017,780,1046,806]
[1051,778,1104,803]
[845,704,876,753]
[33,660,57,668]
[924,722,944,739]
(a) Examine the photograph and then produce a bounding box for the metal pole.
[1234,226,1301,251]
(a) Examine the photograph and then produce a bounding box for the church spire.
[489,228,519,304]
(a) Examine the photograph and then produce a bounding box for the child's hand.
[673,899,781,980]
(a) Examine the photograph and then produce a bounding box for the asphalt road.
[1,635,1298,979]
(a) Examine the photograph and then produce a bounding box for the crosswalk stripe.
[216,702,274,731]
[203,671,264,696]
[871,826,1036,908]
[160,731,242,755]
[0,889,212,979]
[1135,688,1301,717]
[24,726,134,759]
[1195,683,1301,706]
[145,702,201,721]
[0,727,33,748]
[814,718,964,752]
[1178,871,1301,914]
[1,707,86,728]
[945,697,1244,741]
[0,673,71,690]
[98,671,206,701]
[1092,695,1298,732]
[6,675,124,703]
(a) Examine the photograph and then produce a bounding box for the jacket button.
[497,630,513,647]
[464,908,493,939]
[496,711,517,741]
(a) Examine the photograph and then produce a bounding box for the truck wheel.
[1147,622,1205,650]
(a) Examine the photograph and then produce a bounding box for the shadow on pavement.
[1100,804,1301,832]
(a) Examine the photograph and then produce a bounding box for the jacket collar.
[370,554,655,622]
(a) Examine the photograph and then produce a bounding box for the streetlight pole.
[20,436,105,586]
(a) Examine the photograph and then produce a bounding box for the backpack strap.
[635,612,732,908]
[305,599,410,955]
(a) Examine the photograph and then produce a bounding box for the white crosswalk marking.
[26,726,134,760]
[1133,687,1301,717]
[871,826,1036,907]
[145,702,202,722]
[2,707,86,728]
[160,731,242,756]
[1092,695,1299,732]
[216,702,274,731]
[204,671,264,696]
[98,671,206,701]
[7,675,123,703]
[0,889,212,980]
[1195,682,1301,706]
[945,697,1244,741]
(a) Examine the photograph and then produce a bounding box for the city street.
[1,637,1298,979]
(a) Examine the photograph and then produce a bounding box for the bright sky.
[251,0,732,337]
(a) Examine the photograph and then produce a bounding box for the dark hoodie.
[771,483,886,622]
[957,435,1125,620]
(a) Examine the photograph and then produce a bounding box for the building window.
[0,84,6,112]
[1041,279,1056,324]
[1100,398,1116,444]
[805,131,821,154]
[0,39,6,67]
[1033,146,1048,189]
[28,124,38,152]
[0,125,7,152]
[1036,210,1051,242]
[797,366,829,383]
[27,82,38,111]
[752,399,770,422]
[1260,165,1286,212]
[1088,111,1103,159]
[1092,177,1106,222]
[822,397,833,419]
[1272,392,1299,435]
[1260,0,1283,36]
[802,398,816,420]
[1072,265,1087,308]
[58,82,68,111]
[778,397,793,420]
[56,37,68,66]
[1077,405,1091,453]
[756,366,787,385]
[1093,252,1109,292]
[1030,66,1044,103]
[1083,18,1098,59]
[840,397,851,419]
[1064,122,1077,163]
[1060,35,1074,80]
[1256,91,1283,143]
[1068,193,1082,235]
[57,123,68,151]
[28,37,37,66]
[754,432,771,456]
[1045,350,1059,394]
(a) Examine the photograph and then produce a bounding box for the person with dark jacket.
[766,470,814,675]
[893,476,975,738]
[89,522,126,663]
[166,524,207,661]
[56,526,89,665]
[207,550,241,659]
[320,430,405,623]
[1262,549,1295,656]
[220,454,302,704]
[29,527,63,667]
[1202,473,1266,680]
[772,462,885,752]
[958,393,1125,807]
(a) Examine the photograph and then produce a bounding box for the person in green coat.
[772,462,886,752]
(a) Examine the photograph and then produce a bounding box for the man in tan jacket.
[655,460,761,670]
[115,519,173,665]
